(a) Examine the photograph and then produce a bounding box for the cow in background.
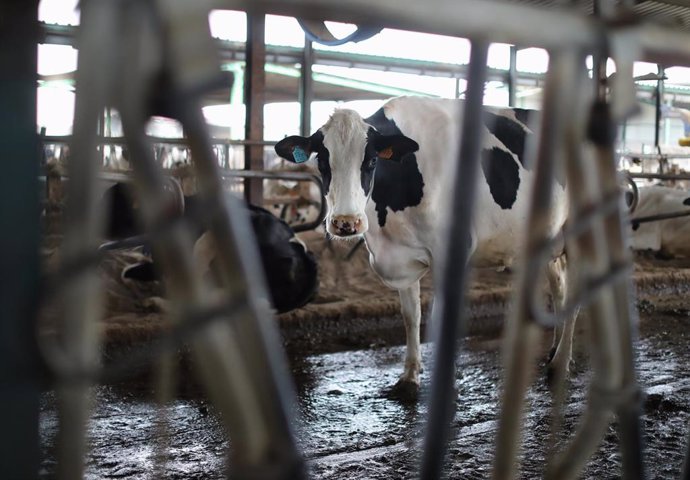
[629,184,690,258]
[102,182,318,314]
[275,96,574,398]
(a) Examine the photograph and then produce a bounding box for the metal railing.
[40,168,327,234]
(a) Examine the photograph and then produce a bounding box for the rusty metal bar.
[420,38,488,480]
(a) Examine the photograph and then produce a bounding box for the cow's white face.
[275,108,419,238]
[319,110,372,236]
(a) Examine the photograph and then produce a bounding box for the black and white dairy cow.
[275,96,572,394]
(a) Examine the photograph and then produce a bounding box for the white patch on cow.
[321,109,371,236]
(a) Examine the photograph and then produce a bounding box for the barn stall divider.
[42,1,305,478]
[10,0,690,478]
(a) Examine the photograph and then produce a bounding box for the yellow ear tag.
[378,146,394,160]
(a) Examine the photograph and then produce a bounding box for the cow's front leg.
[391,281,422,399]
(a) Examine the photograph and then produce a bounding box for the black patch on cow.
[481,147,520,210]
[364,108,425,227]
[316,155,331,195]
[360,128,379,195]
[512,108,533,126]
[483,111,529,169]
[123,261,159,281]
[683,197,690,206]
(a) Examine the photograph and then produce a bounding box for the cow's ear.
[275,131,323,164]
[373,134,419,162]
[122,261,160,282]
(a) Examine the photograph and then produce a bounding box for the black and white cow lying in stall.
[102,182,319,314]
[275,96,573,396]
[629,184,690,258]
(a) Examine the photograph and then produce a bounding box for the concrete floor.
[39,309,690,479]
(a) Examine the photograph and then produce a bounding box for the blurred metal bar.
[40,23,547,85]
[244,14,266,205]
[508,45,518,107]
[300,39,314,137]
[0,1,42,478]
[43,135,277,147]
[626,172,690,181]
[493,48,584,480]
[223,0,690,66]
[631,209,690,226]
[420,39,488,480]
[590,106,646,480]
[545,89,644,480]
[115,2,304,476]
[654,65,665,149]
[54,0,119,477]
[223,0,599,49]
[43,169,326,233]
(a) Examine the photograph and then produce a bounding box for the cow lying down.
[275,96,574,398]
[102,182,318,314]
[629,184,690,258]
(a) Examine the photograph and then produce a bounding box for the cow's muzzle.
[329,215,365,237]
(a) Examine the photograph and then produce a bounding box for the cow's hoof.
[385,379,420,403]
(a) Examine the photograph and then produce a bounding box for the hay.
[39,228,690,355]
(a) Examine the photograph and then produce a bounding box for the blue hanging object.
[297,19,382,46]
[293,146,309,163]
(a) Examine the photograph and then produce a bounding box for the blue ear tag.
[292,146,309,163]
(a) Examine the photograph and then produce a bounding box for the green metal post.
[0,1,42,478]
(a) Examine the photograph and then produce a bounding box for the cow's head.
[275,109,418,237]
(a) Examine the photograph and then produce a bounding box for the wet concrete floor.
[39,313,690,479]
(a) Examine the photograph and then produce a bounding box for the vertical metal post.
[593,50,646,480]
[299,39,313,137]
[654,64,664,150]
[492,49,583,480]
[419,39,488,480]
[244,14,265,205]
[508,45,518,107]
[0,1,41,478]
